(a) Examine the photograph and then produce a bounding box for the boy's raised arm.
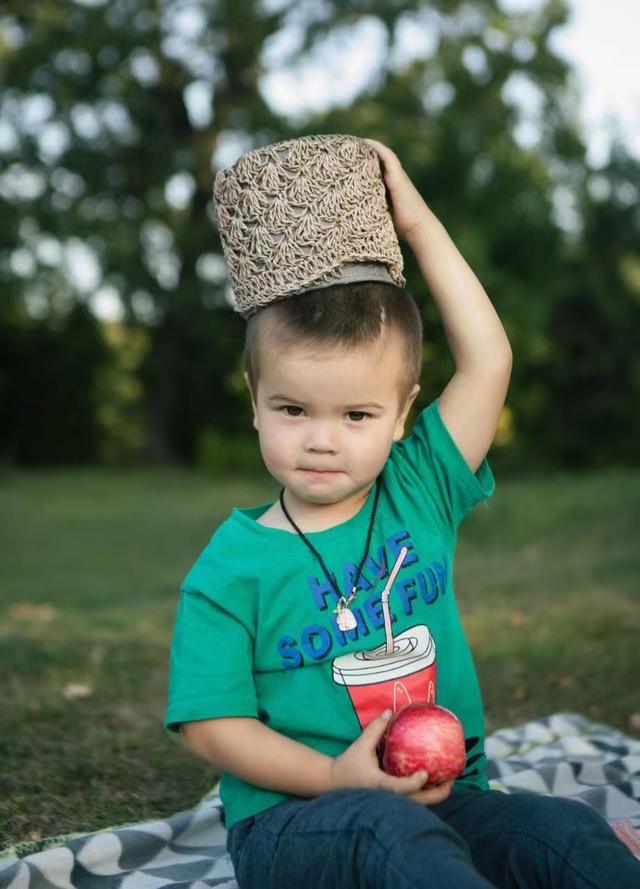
[366,138,512,476]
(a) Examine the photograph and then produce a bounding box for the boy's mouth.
[299,468,342,475]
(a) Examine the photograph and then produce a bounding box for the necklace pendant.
[335,601,358,631]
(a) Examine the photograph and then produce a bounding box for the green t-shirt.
[165,396,496,831]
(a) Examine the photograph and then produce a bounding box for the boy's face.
[245,330,419,515]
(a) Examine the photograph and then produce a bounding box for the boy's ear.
[243,372,259,430]
[393,384,420,441]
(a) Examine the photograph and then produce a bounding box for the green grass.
[1,465,638,849]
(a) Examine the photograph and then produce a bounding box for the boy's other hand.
[364,138,431,245]
[328,709,454,807]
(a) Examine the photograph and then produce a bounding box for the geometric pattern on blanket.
[1,712,639,889]
[485,712,640,857]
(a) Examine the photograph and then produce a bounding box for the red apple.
[380,703,466,785]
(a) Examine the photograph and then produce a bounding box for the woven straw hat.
[212,133,406,318]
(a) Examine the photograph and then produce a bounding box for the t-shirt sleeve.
[164,584,259,734]
[392,395,496,536]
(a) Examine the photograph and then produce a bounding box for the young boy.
[165,137,639,887]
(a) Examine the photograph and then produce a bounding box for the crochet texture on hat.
[213,134,406,318]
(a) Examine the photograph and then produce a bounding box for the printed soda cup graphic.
[332,624,436,730]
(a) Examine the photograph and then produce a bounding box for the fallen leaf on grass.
[63,683,94,700]
[558,675,576,688]
[547,674,576,689]
[513,686,528,702]
[7,603,57,622]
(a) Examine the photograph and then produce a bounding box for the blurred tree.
[97,320,149,464]
[541,141,640,467]
[267,0,638,467]
[1,0,298,462]
[0,303,111,463]
[1,0,638,467]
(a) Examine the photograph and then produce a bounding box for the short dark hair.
[243,281,423,407]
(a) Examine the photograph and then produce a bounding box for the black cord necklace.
[278,476,382,631]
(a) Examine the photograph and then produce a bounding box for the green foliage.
[137,302,248,462]
[195,427,266,476]
[1,0,639,467]
[0,304,111,464]
[96,322,149,464]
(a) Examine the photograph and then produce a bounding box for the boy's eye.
[279,406,371,421]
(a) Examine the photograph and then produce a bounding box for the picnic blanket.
[1,712,639,889]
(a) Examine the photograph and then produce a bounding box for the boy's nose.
[304,423,338,453]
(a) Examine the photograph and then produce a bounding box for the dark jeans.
[227,786,640,888]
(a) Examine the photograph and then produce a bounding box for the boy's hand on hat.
[364,138,431,246]
[328,708,448,805]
